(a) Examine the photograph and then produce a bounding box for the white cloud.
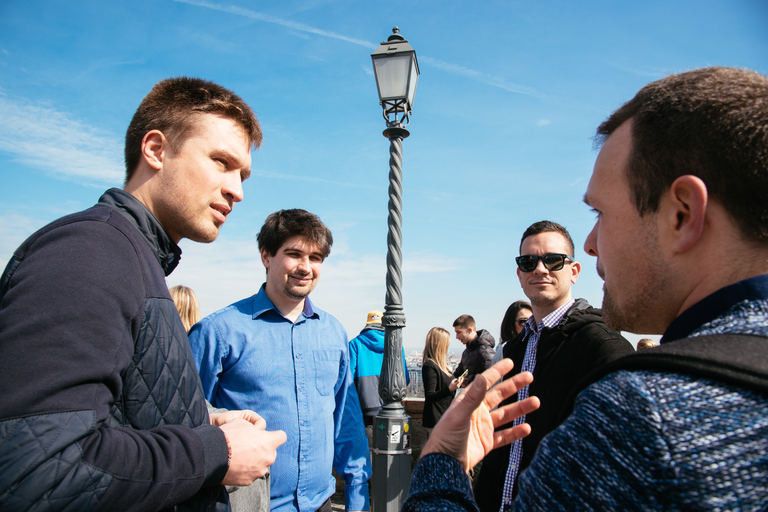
[172,0,377,48]
[537,119,551,127]
[419,56,544,98]
[0,96,123,186]
[172,1,543,98]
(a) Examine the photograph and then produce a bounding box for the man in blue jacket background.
[348,310,409,446]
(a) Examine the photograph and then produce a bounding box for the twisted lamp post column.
[380,125,409,405]
[372,125,411,512]
[370,27,419,512]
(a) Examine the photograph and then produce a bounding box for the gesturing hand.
[420,359,540,472]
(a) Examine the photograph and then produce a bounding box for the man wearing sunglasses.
[475,220,632,512]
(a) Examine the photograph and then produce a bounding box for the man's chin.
[285,285,312,301]
[182,224,221,244]
[602,293,635,333]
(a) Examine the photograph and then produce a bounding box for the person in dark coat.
[452,314,495,386]
[475,220,633,512]
[0,77,286,511]
[421,327,462,430]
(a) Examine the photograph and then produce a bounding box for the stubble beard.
[185,223,220,244]
[601,260,669,334]
[528,286,566,314]
[171,204,221,244]
[283,275,314,301]
[601,288,629,331]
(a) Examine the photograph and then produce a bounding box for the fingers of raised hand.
[483,371,534,411]
[493,423,533,450]
[490,396,541,430]
[481,359,515,385]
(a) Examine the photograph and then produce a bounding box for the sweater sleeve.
[513,371,676,511]
[403,453,479,512]
[0,220,223,510]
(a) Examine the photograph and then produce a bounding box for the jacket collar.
[98,188,182,276]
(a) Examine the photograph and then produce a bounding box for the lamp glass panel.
[406,59,419,108]
[374,54,410,100]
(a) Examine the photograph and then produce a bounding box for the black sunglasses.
[515,318,528,326]
[515,253,573,273]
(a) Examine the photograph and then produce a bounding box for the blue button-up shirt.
[188,285,371,511]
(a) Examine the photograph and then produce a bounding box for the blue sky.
[1,0,766,353]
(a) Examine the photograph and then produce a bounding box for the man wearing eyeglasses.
[475,220,633,512]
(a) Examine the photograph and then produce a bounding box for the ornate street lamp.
[370,26,419,512]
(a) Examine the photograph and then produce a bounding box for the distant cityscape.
[403,352,463,399]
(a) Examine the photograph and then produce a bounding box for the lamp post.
[370,26,419,512]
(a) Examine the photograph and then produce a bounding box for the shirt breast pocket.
[313,349,343,396]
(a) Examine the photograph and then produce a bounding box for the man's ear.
[141,130,167,171]
[569,260,581,284]
[664,175,708,254]
[260,247,271,270]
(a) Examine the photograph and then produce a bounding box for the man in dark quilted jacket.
[0,77,286,511]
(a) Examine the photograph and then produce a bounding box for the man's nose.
[584,224,598,257]
[534,259,549,273]
[223,174,245,203]
[296,256,311,271]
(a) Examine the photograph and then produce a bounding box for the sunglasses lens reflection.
[543,255,565,271]
[516,254,568,272]
[517,256,536,272]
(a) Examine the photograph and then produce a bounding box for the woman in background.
[422,327,462,431]
[492,300,533,364]
[169,285,200,333]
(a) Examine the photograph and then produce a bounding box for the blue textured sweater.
[404,274,768,512]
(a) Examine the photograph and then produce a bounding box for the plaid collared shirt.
[501,299,575,511]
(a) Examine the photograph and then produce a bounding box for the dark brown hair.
[519,220,575,256]
[453,314,476,330]
[124,76,262,181]
[499,300,532,342]
[596,67,768,243]
[257,209,333,258]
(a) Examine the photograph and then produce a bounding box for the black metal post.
[372,125,411,512]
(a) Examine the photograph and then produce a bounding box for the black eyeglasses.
[515,253,573,273]
[515,318,528,326]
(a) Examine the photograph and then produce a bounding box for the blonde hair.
[422,327,452,374]
[169,285,201,333]
[636,338,657,351]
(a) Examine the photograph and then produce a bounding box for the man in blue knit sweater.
[404,66,768,511]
